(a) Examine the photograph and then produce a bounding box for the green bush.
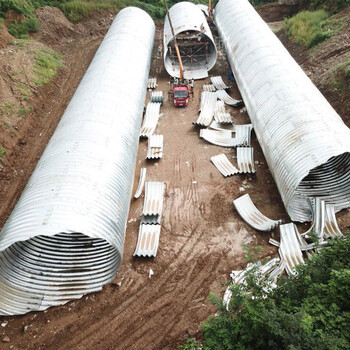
[0,146,6,158]
[182,237,350,350]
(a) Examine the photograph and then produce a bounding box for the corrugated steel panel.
[215,0,350,222]
[150,91,163,103]
[134,168,147,199]
[140,102,161,138]
[195,91,217,126]
[211,154,239,177]
[147,77,157,89]
[278,223,304,275]
[209,121,235,131]
[216,89,243,106]
[214,100,233,124]
[237,147,256,173]
[146,134,163,159]
[164,2,217,79]
[133,224,161,257]
[142,182,165,217]
[210,76,231,90]
[200,128,248,147]
[0,7,155,316]
[235,124,253,147]
[202,84,216,92]
[233,194,282,231]
[324,203,343,238]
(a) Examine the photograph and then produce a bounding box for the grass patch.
[31,48,63,85]
[3,121,10,129]
[18,82,31,100]
[283,10,344,47]
[17,105,33,116]
[0,146,6,159]
[3,103,15,115]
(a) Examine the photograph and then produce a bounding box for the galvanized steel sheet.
[163,1,217,79]
[0,7,155,316]
[142,182,165,218]
[195,91,217,126]
[278,223,304,275]
[210,76,231,90]
[134,168,147,199]
[133,224,161,257]
[216,89,242,106]
[146,134,163,159]
[237,147,256,173]
[215,0,350,222]
[140,102,161,138]
[211,154,239,177]
[233,193,282,231]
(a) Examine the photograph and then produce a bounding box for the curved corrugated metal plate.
[215,0,350,222]
[164,1,217,79]
[233,194,282,231]
[211,154,239,177]
[0,7,155,316]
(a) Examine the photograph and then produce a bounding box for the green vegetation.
[283,10,344,47]
[17,105,33,116]
[0,146,6,159]
[310,0,350,13]
[3,121,10,129]
[31,48,62,85]
[181,237,350,350]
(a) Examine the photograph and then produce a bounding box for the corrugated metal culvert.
[163,1,217,79]
[0,7,155,316]
[215,0,350,222]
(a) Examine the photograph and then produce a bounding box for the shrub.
[182,237,350,349]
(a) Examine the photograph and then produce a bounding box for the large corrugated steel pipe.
[163,1,217,79]
[215,0,350,222]
[0,7,155,316]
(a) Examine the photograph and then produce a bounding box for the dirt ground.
[0,5,349,350]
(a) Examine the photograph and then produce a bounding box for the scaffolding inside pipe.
[163,1,217,80]
[214,0,350,222]
[0,7,155,316]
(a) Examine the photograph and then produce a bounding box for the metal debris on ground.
[302,198,343,240]
[214,100,233,124]
[200,128,243,147]
[209,120,235,131]
[237,147,256,173]
[147,77,157,89]
[202,84,216,92]
[233,193,282,231]
[133,224,161,257]
[210,76,231,90]
[195,91,217,126]
[134,168,147,199]
[278,223,305,275]
[140,102,161,138]
[146,134,163,159]
[150,91,163,103]
[235,124,253,146]
[141,181,165,224]
[211,154,239,177]
[216,89,243,106]
[223,258,281,311]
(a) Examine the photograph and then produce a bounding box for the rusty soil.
[0,6,350,350]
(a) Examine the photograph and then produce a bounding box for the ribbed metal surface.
[235,124,253,147]
[133,224,161,257]
[324,203,343,238]
[211,154,239,177]
[237,147,256,173]
[150,91,163,103]
[134,168,147,199]
[195,91,217,126]
[215,0,350,222]
[142,182,165,218]
[202,84,216,92]
[140,102,161,138]
[0,7,155,316]
[216,89,242,106]
[146,134,163,159]
[163,1,217,79]
[214,100,233,124]
[233,194,282,231]
[209,121,235,131]
[279,223,304,275]
[210,76,231,90]
[200,128,249,147]
[147,77,157,89]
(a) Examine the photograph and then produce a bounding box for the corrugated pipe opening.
[0,233,120,315]
[290,152,350,220]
